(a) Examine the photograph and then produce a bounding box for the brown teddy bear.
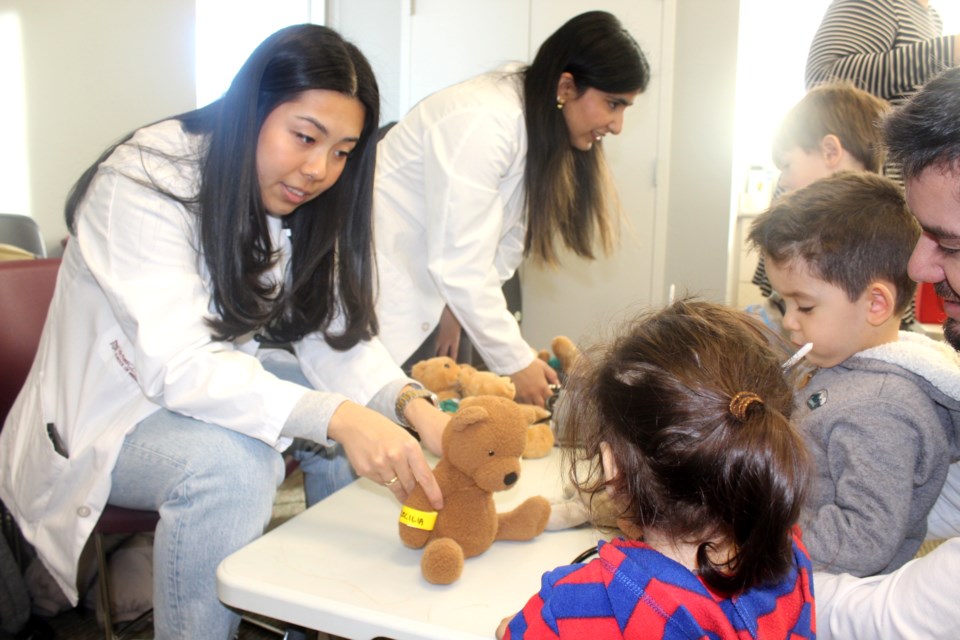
[457,364,516,399]
[397,395,551,585]
[410,356,462,401]
[515,404,554,459]
[409,357,556,458]
[456,367,554,458]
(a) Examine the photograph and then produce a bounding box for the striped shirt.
[805,0,952,105]
[503,533,816,640]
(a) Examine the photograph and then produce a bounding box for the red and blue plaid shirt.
[504,531,815,639]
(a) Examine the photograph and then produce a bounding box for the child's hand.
[496,614,514,639]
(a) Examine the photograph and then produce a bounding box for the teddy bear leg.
[495,496,551,541]
[421,537,465,585]
[522,422,555,459]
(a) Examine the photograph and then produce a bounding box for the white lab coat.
[373,64,534,374]
[814,537,960,639]
[0,120,403,603]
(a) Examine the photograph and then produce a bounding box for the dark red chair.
[0,258,301,638]
[0,258,158,639]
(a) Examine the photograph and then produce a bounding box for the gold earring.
[556,96,564,110]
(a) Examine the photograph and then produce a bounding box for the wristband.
[399,505,438,531]
[395,388,438,431]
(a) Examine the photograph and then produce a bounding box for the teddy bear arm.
[495,495,551,542]
[398,486,438,549]
[400,522,433,549]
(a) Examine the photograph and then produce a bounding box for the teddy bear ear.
[451,405,489,431]
[411,360,426,379]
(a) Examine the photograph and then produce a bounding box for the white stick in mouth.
[782,342,813,371]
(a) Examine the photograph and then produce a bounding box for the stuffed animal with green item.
[409,356,555,458]
[397,395,551,585]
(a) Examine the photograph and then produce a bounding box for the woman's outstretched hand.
[510,358,560,408]
[327,401,443,509]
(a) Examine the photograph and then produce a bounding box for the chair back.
[0,259,60,424]
[0,214,46,258]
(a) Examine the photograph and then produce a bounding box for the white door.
[401,0,530,115]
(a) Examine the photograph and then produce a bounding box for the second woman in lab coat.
[373,10,651,407]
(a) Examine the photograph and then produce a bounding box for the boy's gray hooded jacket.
[796,331,960,577]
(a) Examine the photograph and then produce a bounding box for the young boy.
[748,171,960,577]
[772,82,888,191]
[752,83,889,300]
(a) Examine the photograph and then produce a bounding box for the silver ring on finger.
[383,475,399,487]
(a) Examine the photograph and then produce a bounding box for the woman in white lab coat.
[374,11,651,407]
[0,25,447,639]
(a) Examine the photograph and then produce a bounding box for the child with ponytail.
[497,300,815,639]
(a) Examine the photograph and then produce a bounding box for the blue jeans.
[109,350,356,639]
[257,348,358,506]
[289,439,357,507]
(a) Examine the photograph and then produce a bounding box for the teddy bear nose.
[503,472,518,486]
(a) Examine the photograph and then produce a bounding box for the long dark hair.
[521,11,650,265]
[561,300,810,594]
[65,24,380,348]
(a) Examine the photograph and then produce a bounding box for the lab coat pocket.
[4,381,69,523]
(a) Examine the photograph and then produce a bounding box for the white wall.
[327,0,403,124]
[0,0,196,255]
[663,0,740,304]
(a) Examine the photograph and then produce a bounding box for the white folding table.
[217,449,606,640]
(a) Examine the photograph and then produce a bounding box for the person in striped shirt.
[806,0,957,195]
[805,0,958,109]
[497,301,815,640]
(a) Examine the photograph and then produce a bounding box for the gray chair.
[0,214,45,258]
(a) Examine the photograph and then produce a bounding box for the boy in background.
[772,81,888,192]
[748,171,960,577]
[752,82,889,300]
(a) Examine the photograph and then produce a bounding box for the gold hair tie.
[729,391,763,421]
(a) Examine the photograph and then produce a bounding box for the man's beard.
[945,318,960,351]
[934,281,960,351]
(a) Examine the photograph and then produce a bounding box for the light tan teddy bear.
[410,357,555,458]
[410,356,462,401]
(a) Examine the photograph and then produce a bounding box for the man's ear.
[865,280,897,326]
[556,72,577,103]
[819,134,844,169]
